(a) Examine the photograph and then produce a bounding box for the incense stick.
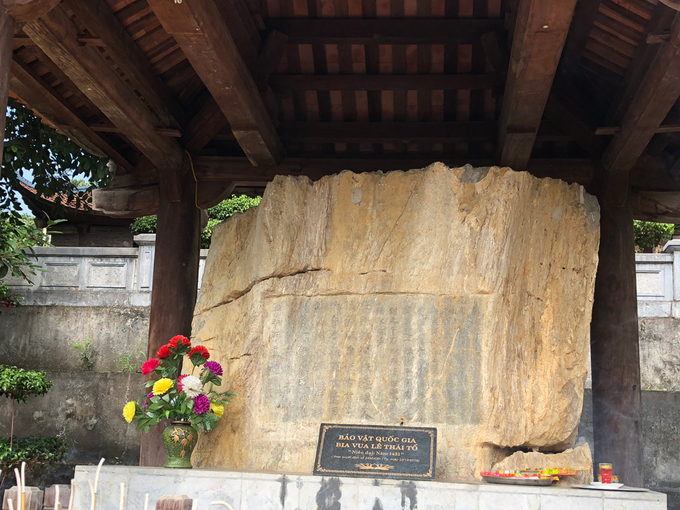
[118,483,125,510]
[67,480,75,510]
[210,502,235,510]
[55,485,60,510]
[21,462,26,510]
[143,494,149,510]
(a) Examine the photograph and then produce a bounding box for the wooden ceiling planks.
[5,0,680,202]
[268,0,505,159]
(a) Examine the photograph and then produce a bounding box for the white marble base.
[72,466,666,510]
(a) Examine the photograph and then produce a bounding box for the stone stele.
[191,163,600,481]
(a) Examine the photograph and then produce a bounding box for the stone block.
[191,164,601,481]
[2,487,44,510]
[44,485,71,510]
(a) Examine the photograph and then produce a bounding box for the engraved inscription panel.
[314,423,436,479]
[261,294,483,425]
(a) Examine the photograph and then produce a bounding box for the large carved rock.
[191,163,600,480]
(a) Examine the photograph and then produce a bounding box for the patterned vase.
[162,422,197,468]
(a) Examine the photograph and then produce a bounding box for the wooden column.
[0,5,14,180]
[140,160,201,467]
[590,195,644,487]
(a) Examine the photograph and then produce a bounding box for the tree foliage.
[0,215,63,283]
[633,220,675,251]
[2,99,110,213]
[130,194,262,248]
[0,436,67,474]
[0,366,52,404]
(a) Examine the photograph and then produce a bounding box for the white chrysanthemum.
[181,375,203,398]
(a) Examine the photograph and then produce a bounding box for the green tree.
[633,220,675,252]
[2,99,110,214]
[0,366,52,450]
[131,194,262,248]
[0,215,63,283]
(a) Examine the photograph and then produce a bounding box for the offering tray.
[481,475,554,486]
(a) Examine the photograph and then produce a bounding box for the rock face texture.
[191,163,600,480]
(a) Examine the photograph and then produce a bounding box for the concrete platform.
[72,465,666,510]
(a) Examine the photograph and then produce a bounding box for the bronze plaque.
[313,423,437,480]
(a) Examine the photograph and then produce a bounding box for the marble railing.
[3,234,208,307]
[636,240,680,318]
[4,234,680,314]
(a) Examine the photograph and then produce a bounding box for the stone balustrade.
[636,240,680,318]
[4,234,680,315]
[3,235,208,307]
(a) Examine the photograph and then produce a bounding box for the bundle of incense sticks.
[86,459,106,510]
[13,462,26,510]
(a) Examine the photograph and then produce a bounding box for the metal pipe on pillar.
[0,4,14,179]
[140,155,201,467]
[590,193,644,487]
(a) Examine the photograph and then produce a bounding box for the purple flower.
[204,361,223,376]
[145,392,153,408]
[193,394,211,414]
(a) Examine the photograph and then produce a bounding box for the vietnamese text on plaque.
[313,423,436,480]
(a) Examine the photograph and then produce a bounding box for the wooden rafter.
[63,0,185,128]
[2,0,59,23]
[270,74,499,92]
[0,4,14,179]
[601,11,680,202]
[606,2,675,125]
[497,0,578,169]
[21,4,186,195]
[148,0,283,166]
[9,58,134,171]
[266,19,505,44]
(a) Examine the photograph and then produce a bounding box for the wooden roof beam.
[497,0,578,169]
[606,2,676,126]
[9,58,134,171]
[601,11,680,204]
[21,4,187,198]
[63,0,185,128]
[192,157,595,187]
[149,0,283,166]
[2,0,59,22]
[0,4,14,180]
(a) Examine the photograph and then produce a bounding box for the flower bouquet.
[122,335,235,468]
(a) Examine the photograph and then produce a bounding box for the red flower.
[188,345,210,360]
[177,374,187,392]
[157,344,171,359]
[141,358,160,375]
[169,335,191,349]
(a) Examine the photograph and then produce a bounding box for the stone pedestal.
[44,485,71,510]
[71,465,666,510]
[2,487,44,510]
[192,164,601,480]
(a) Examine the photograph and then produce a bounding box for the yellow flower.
[211,403,224,418]
[123,401,136,423]
[152,378,173,396]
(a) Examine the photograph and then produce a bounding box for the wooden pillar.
[140,160,201,467]
[590,196,644,487]
[0,5,14,180]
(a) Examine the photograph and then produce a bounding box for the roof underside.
[8,0,680,218]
